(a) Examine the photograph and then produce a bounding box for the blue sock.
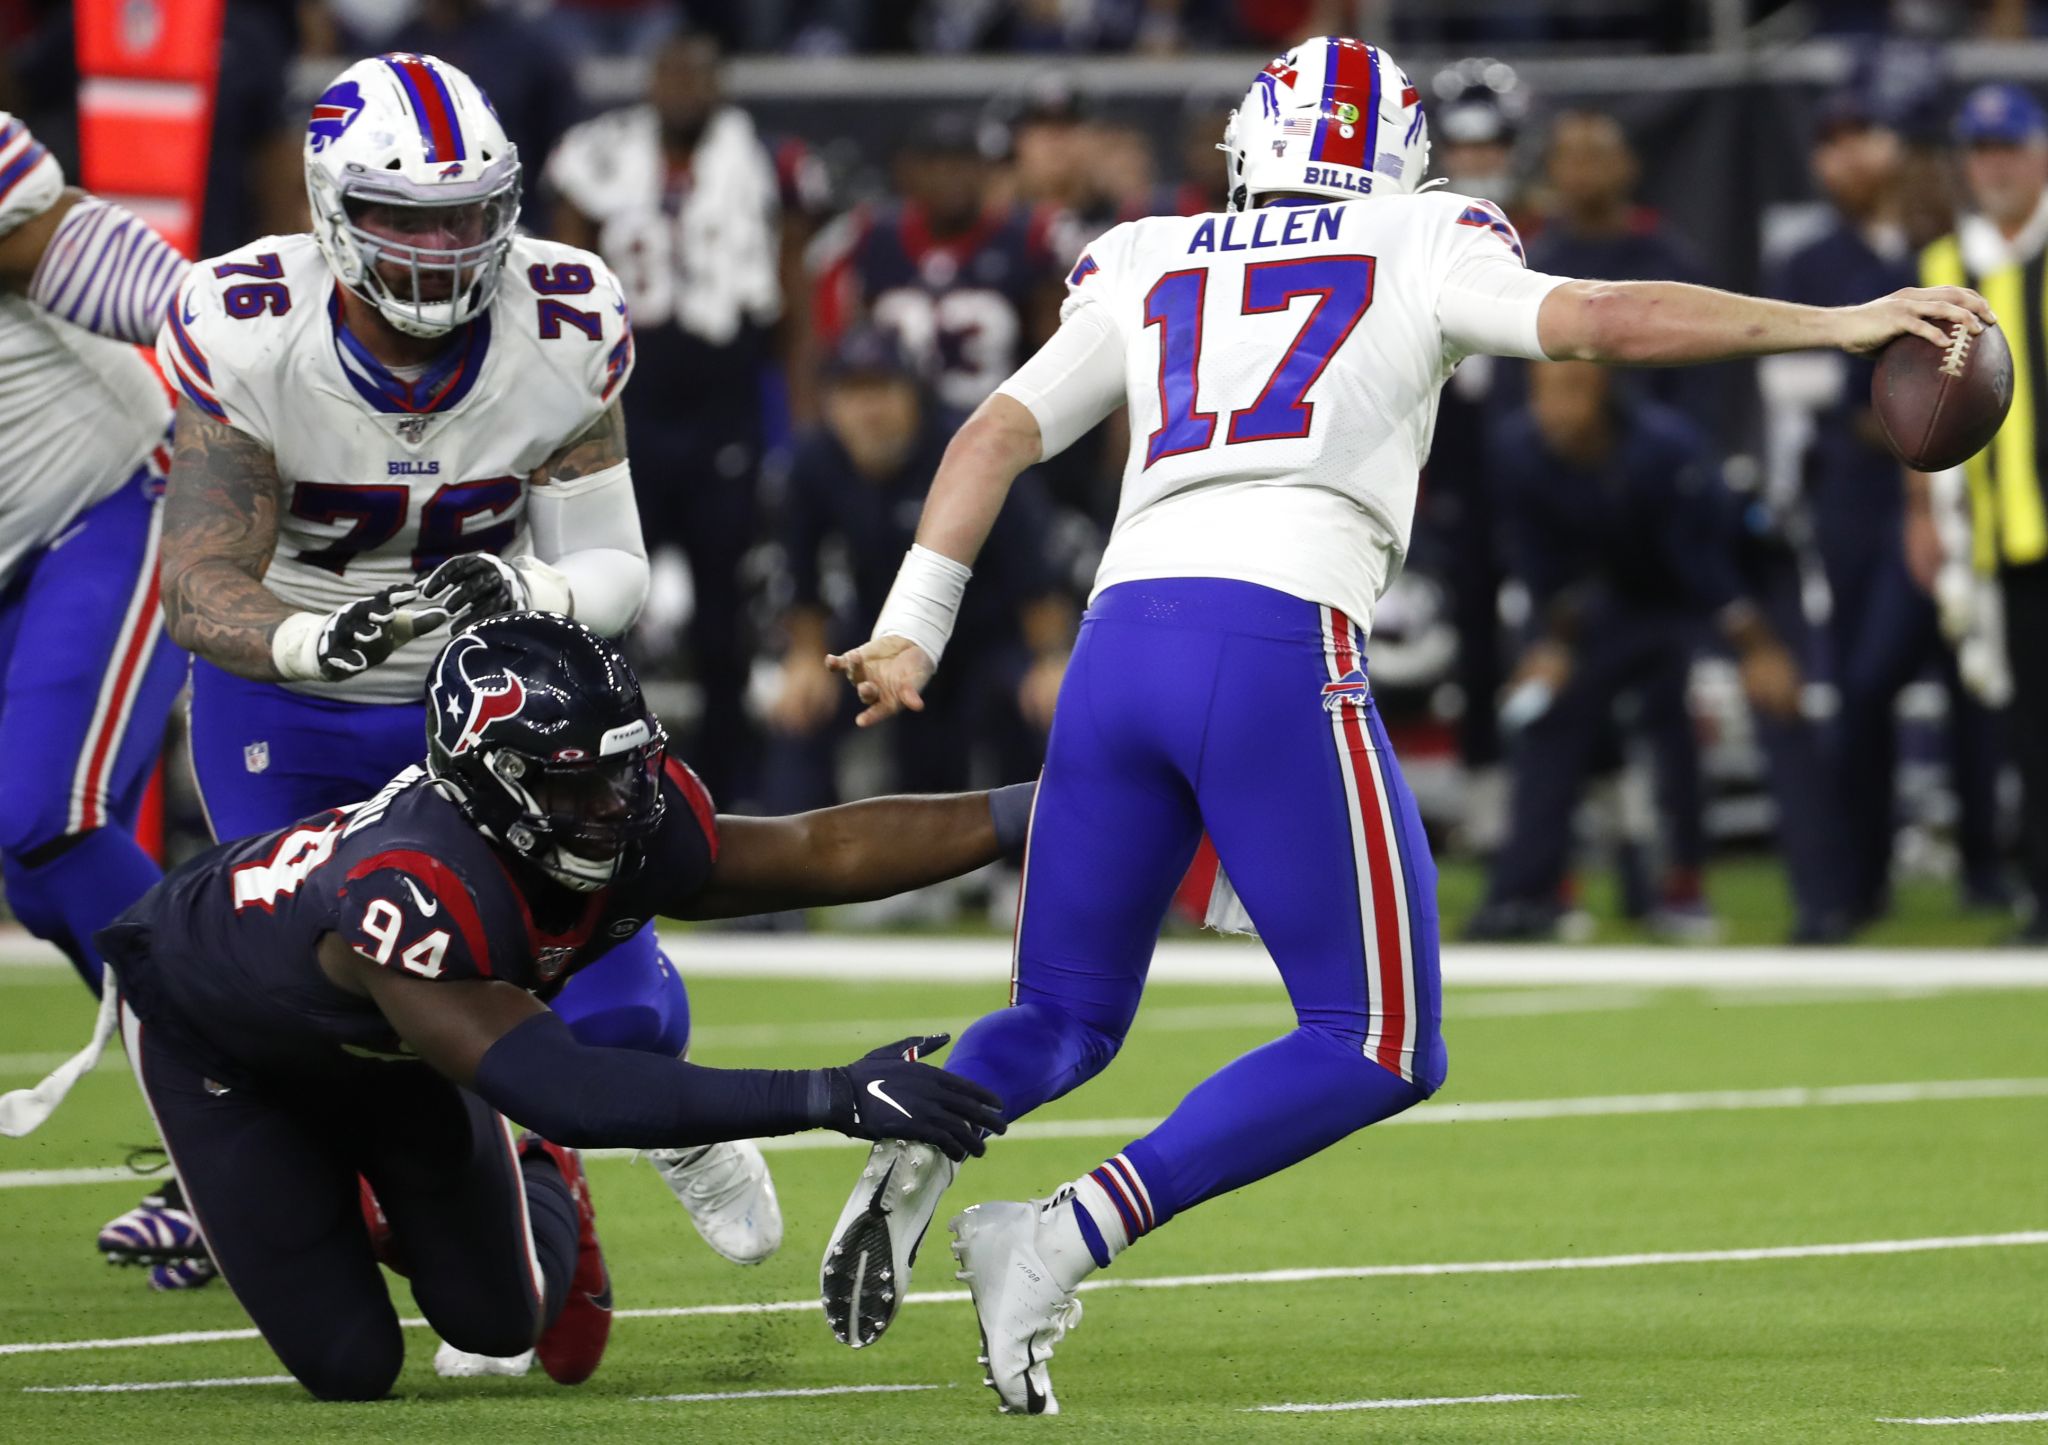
[2,827,163,995]
[552,930,691,1055]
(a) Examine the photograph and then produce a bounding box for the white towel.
[0,963,119,1137]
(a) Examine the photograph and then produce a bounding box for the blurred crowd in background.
[5,0,2048,943]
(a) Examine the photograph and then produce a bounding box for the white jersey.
[0,116,171,589]
[544,103,781,345]
[998,191,1565,631]
[158,232,635,705]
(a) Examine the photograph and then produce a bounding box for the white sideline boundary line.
[1249,1392,1579,1413]
[1878,1412,2048,1425]
[6,1078,2043,1189]
[636,1383,946,1403]
[5,927,2048,987]
[24,1375,293,1394]
[3,1230,2042,1360]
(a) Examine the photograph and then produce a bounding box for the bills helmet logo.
[1321,668,1370,712]
[437,635,529,755]
[308,80,365,153]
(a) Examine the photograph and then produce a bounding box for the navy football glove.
[418,552,530,629]
[828,1033,1006,1162]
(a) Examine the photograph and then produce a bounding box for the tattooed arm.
[423,401,650,635]
[531,396,628,486]
[158,400,296,679]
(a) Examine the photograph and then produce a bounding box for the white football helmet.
[1222,37,1432,213]
[304,52,521,338]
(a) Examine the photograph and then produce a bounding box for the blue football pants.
[945,579,1447,1235]
[0,462,185,992]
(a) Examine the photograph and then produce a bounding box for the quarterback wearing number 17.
[820,35,1998,1415]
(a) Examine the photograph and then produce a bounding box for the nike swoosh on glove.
[827,1033,1006,1162]
[418,552,532,630]
[314,581,446,680]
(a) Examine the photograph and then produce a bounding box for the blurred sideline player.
[6,613,1018,1401]
[814,109,1063,415]
[546,33,825,803]
[128,53,778,1313]
[819,37,1995,1412]
[0,115,189,994]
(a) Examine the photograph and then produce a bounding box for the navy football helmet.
[426,612,666,891]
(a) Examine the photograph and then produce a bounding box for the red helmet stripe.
[385,55,462,164]
[1311,37,1379,171]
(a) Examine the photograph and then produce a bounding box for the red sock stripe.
[1090,1166,1143,1240]
[1106,1155,1154,1231]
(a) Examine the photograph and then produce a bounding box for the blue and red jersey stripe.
[382,54,466,163]
[328,285,491,414]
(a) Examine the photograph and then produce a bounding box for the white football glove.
[270,582,449,682]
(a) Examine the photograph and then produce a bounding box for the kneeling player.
[16,613,1014,1400]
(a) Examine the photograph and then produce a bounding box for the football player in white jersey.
[0,112,189,991]
[815,38,1995,1413]
[150,53,780,1353]
[0,114,193,1281]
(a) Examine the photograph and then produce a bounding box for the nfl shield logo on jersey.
[244,740,271,774]
[395,415,433,443]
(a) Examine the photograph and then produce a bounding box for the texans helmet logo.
[309,80,365,153]
[437,635,528,755]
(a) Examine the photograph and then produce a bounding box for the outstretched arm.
[826,393,1044,726]
[675,785,1030,920]
[324,936,1001,1157]
[1537,279,1995,367]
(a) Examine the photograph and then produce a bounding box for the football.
[1871,318,2015,471]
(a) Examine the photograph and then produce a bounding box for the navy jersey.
[827,201,1059,411]
[1775,221,1915,528]
[1492,397,1740,620]
[110,760,718,1081]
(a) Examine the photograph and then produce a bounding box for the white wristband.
[873,544,972,668]
[510,554,574,616]
[270,611,327,681]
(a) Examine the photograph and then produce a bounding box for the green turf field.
[1,950,2044,1443]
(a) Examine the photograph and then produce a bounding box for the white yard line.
[6,1078,2043,1188]
[24,1375,294,1393]
[1248,1392,1580,1413]
[3,1230,2042,1360]
[636,1383,946,1404]
[1877,1412,2048,1425]
[7,927,2048,987]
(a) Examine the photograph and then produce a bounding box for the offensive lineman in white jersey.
[151,53,780,1357]
[815,39,1995,1413]
[0,116,187,1001]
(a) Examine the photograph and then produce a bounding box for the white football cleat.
[433,1342,534,1378]
[642,1141,782,1265]
[820,1140,955,1348]
[950,1200,1084,1416]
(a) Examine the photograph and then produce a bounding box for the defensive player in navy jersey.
[6,613,1019,1400]
[817,110,1063,413]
